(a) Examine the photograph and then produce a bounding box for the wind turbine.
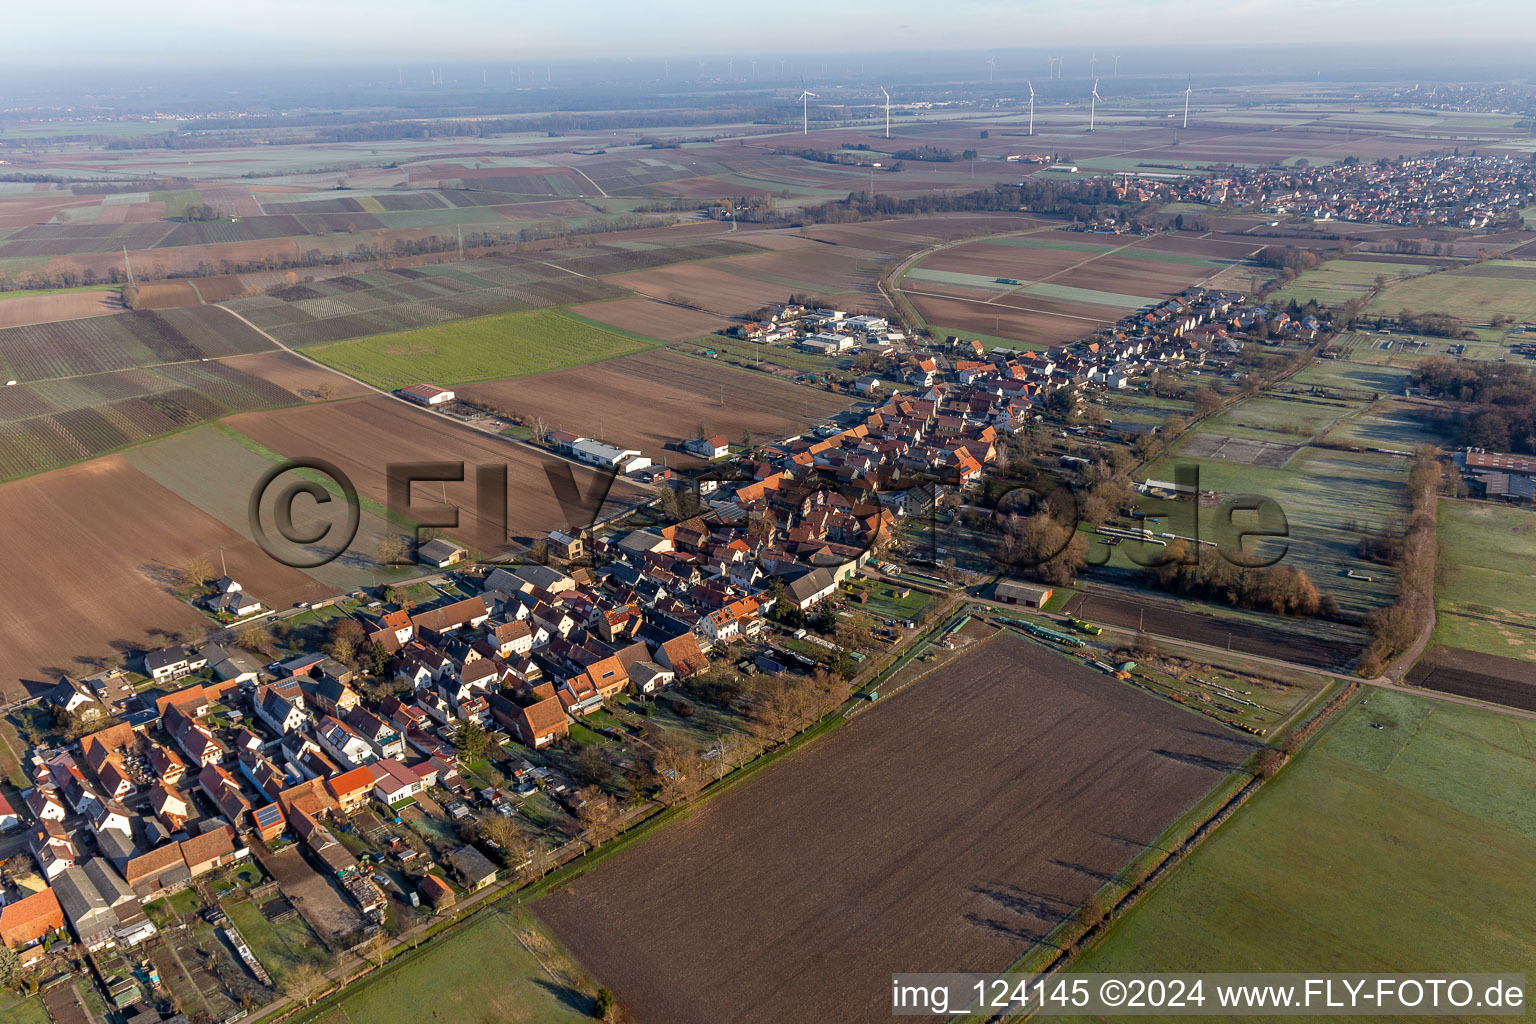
[1089,79,1101,132]
[1113,55,1121,76]
[986,56,996,82]
[1027,81,1035,135]
[798,89,818,134]
[879,85,891,139]
[1182,78,1192,130]
[1090,55,1098,79]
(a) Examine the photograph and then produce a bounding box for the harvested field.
[609,261,822,314]
[900,292,1108,349]
[133,280,203,309]
[898,230,1247,348]
[566,297,735,341]
[458,349,855,462]
[0,455,332,697]
[125,425,407,592]
[188,275,250,302]
[796,214,1043,256]
[226,395,644,551]
[223,350,372,401]
[539,631,1253,1024]
[0,289,121,328]
[1060,589,1367,669]
[1406,648,1536,713]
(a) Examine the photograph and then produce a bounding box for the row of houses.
[1166,153,1536,228]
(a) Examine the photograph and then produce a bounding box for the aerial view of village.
[0,4,1533,1023]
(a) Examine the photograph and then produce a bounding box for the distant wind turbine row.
[784,67,1191,140]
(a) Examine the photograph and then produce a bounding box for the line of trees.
[765,178,1161,228]
[1410,357,1536,453]
[1151,540,1334,617]
[1358,449,1441,676]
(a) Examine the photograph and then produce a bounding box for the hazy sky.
[6,0,1534,63]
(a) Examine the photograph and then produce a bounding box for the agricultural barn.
[995,579,1053,609]
[418,538,468,568]
[569,438,652,475]
[397,383,456,406]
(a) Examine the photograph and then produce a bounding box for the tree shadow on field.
[970,883,1068,931]
[1151,748,1240,773]
[139,560,185,592]
[531,979,593,1016]
[1179,723,1261,752]
[964,912,1043,944]
[1050,859,1115,884]
[1091,828,1161,855]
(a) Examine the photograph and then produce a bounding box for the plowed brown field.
[458,349,854,462]
[539,631,1252,1024]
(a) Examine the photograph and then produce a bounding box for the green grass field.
[1136,444,1407,615]
[1201,393,1354,443]
[1062,690,1536,1022]
[1269,258,1430,307]
[297,908,597,1024]
[153,188,204,220]
[306,308,658,391]
[1432,498,1536,660]
[1367,260,1536,323]
[0,283,120,302]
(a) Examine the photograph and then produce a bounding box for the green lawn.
[296,908,597,1024]
[0,990,48,1024]
[1062,691,1536,1021]
[225,897,328,981]
[306,308,659,391]
[844,578,934,621]
[1432,498,1536,660]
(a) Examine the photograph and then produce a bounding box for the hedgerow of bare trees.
[1358,449,1441,676]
